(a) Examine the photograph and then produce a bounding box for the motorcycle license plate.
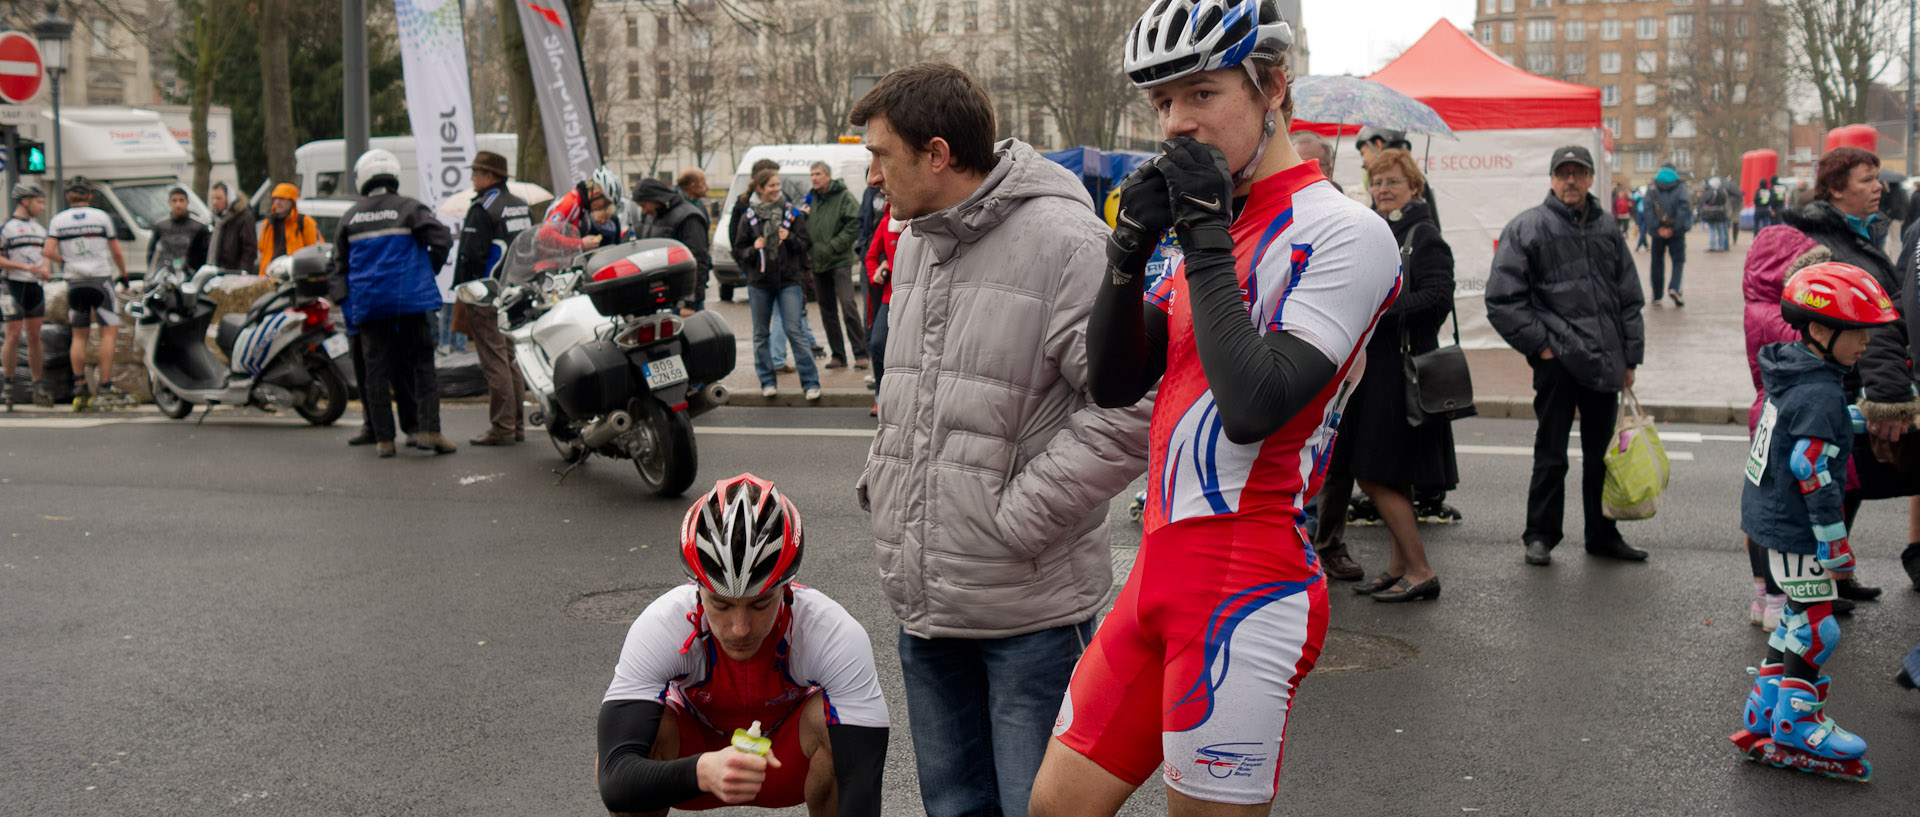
[322,333,351,359]
[643,354,688,390]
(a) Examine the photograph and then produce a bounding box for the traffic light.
[14,139,43,173]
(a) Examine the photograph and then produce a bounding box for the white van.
[710,143,873,301]
[9,107,212,278]
[292,134,521,201]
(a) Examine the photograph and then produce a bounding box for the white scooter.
[127,245,353,424]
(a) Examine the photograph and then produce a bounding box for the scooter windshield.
[502,221,580,287]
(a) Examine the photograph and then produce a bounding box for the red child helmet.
[1780,262,1900,331]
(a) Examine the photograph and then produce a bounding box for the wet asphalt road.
[3,405,1916,816]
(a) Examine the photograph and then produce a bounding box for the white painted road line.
[1456,444,1694,461]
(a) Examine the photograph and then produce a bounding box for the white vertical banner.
[395,0,479,299]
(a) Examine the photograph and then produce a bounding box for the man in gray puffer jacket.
[851,62,1150,817]
[1487,145,1647,568]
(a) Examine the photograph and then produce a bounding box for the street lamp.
[34,1,71,200]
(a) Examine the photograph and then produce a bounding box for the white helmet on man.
[354,149,403,186]
[589,166,626,207]
[1123,0,1293,90]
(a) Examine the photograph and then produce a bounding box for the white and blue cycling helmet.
[1124,0,1294,90]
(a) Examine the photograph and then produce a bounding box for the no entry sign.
[0,32,44,105]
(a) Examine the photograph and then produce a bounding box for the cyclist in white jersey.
[0,183,52,407]
[44,180,128,408]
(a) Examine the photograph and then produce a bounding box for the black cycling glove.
[1106,159,1174,283]
[1159,137,1236,258]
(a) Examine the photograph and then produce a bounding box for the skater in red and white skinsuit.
[1030,2,1401,815]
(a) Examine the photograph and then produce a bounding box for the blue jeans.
[1707,220,1730,251]
[767,293,819,369]
[749,284,819,389]
[435,302,467,352]
[899,621,1094,817]
[867,302,889,394]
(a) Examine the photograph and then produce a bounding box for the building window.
[1526,51,1555,73]
[1565,51,1586,74]
[1635,50,1658,72]
[1484,0,1497,11]
[1635,116,1656,139]
[1668,14,1692,38]
[1710,17,1725,35]
[738,106,760,131]
[1501,21,1514,43]
[1599,51,1621,73]
[1733,50,1749,70]
[963,1,978,31]
[1635,83,1657,105]
[1603,116,1621,136]
[1529,0,1552,7]
[1636,17,1657,39]
[1609,149,1621,173]
[1528,19,1554,41]
[690,63,713,93]
[1480,23,1495,44]
[934,3,949,32]
[1735,16,1749,36]
[1732,82,1749,104]
[627,122,645,155]
[997,0,1011,30]
[1501,0,1515,11]
[656,63,672,99]
[1671,148,1692,169]
[626,18,639,48]
[853,15,875,37]
[656,120,673,153]
[1671,116,1697,139]
[998,104,1014,141]
[627,61,641,100]
[1635,150,1656,172]
[1601,84,1620,106]
[1566,19,1586,41]
[656,16,671,47]
[1601,19,1620,40]
[690,24,713,50]
[1028,111,1047,147]
[1669,49,1689,70]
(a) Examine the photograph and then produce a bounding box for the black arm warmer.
[1183,243,1338,445]
[596,700,704,813]
[827,724,889,817]
[1088,233,1169,407]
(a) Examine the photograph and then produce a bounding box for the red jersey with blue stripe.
[1142,161,1402,536]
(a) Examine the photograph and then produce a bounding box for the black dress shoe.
[1585,538,1649,561]
[1524,540,1552,566]
[347,429,376,446]
[1836,577,1882,601]
[1372,576,1441,603]
[1316,544,1365,581]
[1353,572,1403,594]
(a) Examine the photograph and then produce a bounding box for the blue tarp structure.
[1044,146,1156,208]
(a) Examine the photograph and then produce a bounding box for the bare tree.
[1783,0,1900,127]
[1017,0,1135,148]
[169,0,249,198]
[1665,3,1789,178]
[259,0,294,184]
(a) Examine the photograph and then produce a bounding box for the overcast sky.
[1302,0,1480,78]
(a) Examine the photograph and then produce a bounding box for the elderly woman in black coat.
[1315,148,1457,603]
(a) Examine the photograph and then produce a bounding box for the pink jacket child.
[1743,224,1855,486]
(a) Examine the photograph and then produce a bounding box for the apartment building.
[1473,0,1782,184]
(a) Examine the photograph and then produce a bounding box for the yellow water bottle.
[730,720,771,757]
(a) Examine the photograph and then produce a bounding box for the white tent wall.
[1323,126,1612,350]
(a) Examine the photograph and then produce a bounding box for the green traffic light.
[23,145,43,173]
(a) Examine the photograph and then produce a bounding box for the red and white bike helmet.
[1780,262,1899,331]
[680,474,805,598]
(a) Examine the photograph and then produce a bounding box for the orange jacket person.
[258,183,320,274]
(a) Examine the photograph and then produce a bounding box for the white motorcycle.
[127,246,352,424]
[461,224,734,496]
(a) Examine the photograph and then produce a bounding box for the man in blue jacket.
[329,148,456,458]
[1645,163,1694,305]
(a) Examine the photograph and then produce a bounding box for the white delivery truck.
[146,104,240,197]
[9,106,213,278]
[710,143,873,302]
[291,133,521,200]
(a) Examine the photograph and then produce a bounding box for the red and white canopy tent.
[1294,21,1608,349]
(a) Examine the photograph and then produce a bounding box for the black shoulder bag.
[1398,222,1476,426]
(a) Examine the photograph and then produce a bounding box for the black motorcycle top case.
[552,339,634,420]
